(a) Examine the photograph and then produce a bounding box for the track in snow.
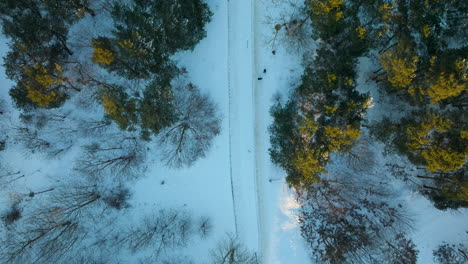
[226,0,266,261]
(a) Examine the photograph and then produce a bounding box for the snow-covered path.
[227,0,264,259]
[227,1,310,262]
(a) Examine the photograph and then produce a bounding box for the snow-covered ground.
[1,0,467,263]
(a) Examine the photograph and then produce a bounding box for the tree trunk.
[422,185,441,191]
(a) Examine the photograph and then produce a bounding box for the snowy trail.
[252,0,268,261]
[227,0,266,261]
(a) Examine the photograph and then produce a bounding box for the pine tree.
[93,0,212,80]
[323,125,361,152]
[421,146,466,173]
[380,43,419,89]
[293,149,327,186]
[138,80,177,139]
[100,85,138,131]
[406,114,453,151]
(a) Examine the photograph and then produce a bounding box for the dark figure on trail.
[257,77,263,80]
[263,69,267,73]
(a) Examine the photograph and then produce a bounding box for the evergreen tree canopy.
[93,0,212,80]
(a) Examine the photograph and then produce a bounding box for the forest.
[0,1,258,263]
[269,0,467,263]
[0,0,467,263]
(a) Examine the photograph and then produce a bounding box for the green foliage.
[138,80,177,139]
[269,0,371,188]
[0,0,88,110]
[421,146,466,173]
[359,0,468,210]
[433,243,468,264]
[98,80,177,140]
[380,42,419,89]
[100,85,138,131]
[90,1,213,140]
[269,99,302,184]
[94,0,212,80]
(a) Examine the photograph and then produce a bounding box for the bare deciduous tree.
[299,171,413,264]
[0,167,24,188]
[433,243,468,264]
[138,255,194,264]
[0,180,129,263]
[117,210,195,256]
[0,210,83,264]
[158,83,221,168]
[75,136,145,180]
[12,110,77,159]
[198,215,213,239]
[342,136,376,173]
[77,118,113,138]
[210,234,259,264]
[266,0,313,55]
[1,204,22,226]
[12,125,51,154]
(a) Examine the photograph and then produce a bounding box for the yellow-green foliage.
[355,26,366,39]
[423,73,467,104]
[406,114,453,150]
[299,118,319,141]
[378,2,394,21]
[442,183,468,203]
[421,146,466,172]
[380,47,419,89]
[310,0,344,21]
[23,64,64,107]
[323,125,361,152]
[461,131,468,140]
[293,149,328,185]
[118,39,134,50]
[26,89,59,107]
[326,72,337,85]
[101,93,119,116]
[324,105,338,115]
[92,40,114,65]
[422,24,431,38]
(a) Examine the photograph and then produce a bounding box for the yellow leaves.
[324,105,338,115]
[26,88,59,107]
[355,26,366,40]
[323,125,361,152]
[364,96,374,109]
[310,0,344,21]
[454,58,468,81]
[461,131,468,140]
[118,39,134,50]
[334,11,343,21]
[443,183,468,202]
[406,126,431,150]
[423,73,467,104]
[92,40,114,65]
[299,118,319,141]
[294,119,362,185]
[327,72,337,85]
[430,114,454,132]
[299,118,361,152]
[406,114,453,150]
[378,2,394,21]
[421,146,466,172]
[101,93,119,116]
[54,63,64,75]
[380,48,418,88]
[422,24,431,38]
[294,149,327,185]
[23,64,64,107]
